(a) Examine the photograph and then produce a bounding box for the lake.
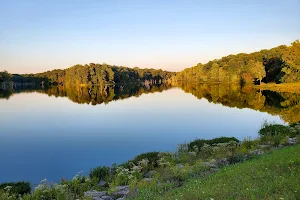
[1,83,298,184]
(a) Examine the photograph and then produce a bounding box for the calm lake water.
[1,83,297,184]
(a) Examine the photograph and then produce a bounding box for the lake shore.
[1,122,300,200]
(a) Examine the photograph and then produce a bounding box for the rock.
[208,163,218,168]
[288,138,296,145]
[250,149,264,155]
[114,189,130,196]
[144,170,156,178]
[84,191,107,198]
[115,186,129,191]
[99,180,106,187]
[199,160,218,169]
[112,185,130,198]
[216,158,229,166]
[116,198,125,200]
[101,196,112,200]
[92,197,102,200]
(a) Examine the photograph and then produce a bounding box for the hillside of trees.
[0,64,175,88]
[176,40,300,84]
[31,64,175,86]
[1,40,299,87]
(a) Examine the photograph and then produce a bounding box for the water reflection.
[177,82,300,123]
[1,82,299,123]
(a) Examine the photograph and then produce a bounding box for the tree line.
[176,40,300,84]
[33,64,176,86]
[0,40,299,86]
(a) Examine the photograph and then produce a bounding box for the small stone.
[101,196,113,200]
[84,191,107,198]
[250,149,263,155]
[288,138,296,145]
[99,180,106,187]
[115,190,130,196]
[115,185,129,191]
[208,163,218,168]
[113,185,130,197]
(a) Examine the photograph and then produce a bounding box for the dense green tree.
[249,60,266,84]
[177,40,299,84]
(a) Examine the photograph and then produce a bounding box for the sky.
[0,0,299,74]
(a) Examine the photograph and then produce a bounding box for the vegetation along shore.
[1,121,300,200]
[1,40,300,91]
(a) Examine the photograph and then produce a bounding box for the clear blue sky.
[0,0,299,73]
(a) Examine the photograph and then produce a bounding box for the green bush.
[122,152,160,170]
[188,137,240,151]
[0,182,31,195]
[89,166,111,182]
[259,122,298,146]
[259,123,291,137]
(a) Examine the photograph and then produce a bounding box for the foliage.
[188,136,239,151]
[89,166,110,182]
[177,40,300,84]
[122,152,160,170]
[0,182,31,195]
[259,121,300,146]
[2,40,299,88]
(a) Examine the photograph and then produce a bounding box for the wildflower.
[4,186,12,191]
[131,165,142,172]
[85,177,91,182]
[138,158,149,167]
[193,145,199,152]
[40,178,48,184]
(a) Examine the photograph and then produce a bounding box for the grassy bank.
[255,83,300,93]
[132,145,300,200]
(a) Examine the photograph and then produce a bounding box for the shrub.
[188,137,239,151]
[176,143,198,164]
[89,166,111,182]
[0,182,31,195]
[127,152,160,169]
[259,123,291,137]
[259,122,297,146]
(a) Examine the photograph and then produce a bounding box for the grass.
[255,83,300,93]
[132,145,300,200]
